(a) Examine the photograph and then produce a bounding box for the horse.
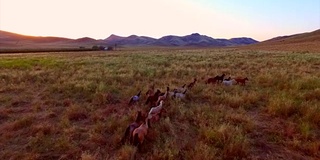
[235,77,249,85]
[120,111,146,145]
[148,100,164,121]
[216,73,225,83]
[187,78,197,89]
[173,89,187,99]
[206,74,225,84]
[173,84,187,93]
[222,77,233,86]
[131,117,150,149]
[206,77,218,84]
[128,91,141,106]
[145,84,155,97]
[224,77,231,81]
[156,87,169,106]
[145,89,161,106]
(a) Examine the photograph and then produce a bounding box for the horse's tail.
[121,126,131,145]
[133,133,140,146]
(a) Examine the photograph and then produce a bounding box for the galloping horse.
[148,100,164,122]
[128,91,141,106]
[121,111,146,145]
[206,74,225,84]
[145,84,155,97]
[174,84,187,93]
[156,87,169,105]
[131,117,150,149]
[235,77,249,85]
[145,89,161,106]
[216,73,225,83]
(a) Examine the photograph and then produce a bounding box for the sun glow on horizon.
[0,0,319,41]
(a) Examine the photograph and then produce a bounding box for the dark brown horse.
[120,111,146,145]
[145,89,161,106]
[206,74,225,84]
[216,74,225,83]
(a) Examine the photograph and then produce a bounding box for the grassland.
[0,49,319,160]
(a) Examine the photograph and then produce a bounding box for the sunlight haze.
[0,0,319,41]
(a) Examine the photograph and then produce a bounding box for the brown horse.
[145,89,161,106]
[131,117,150,148]
[235,77,249,85]
[145,84,155,97]
[120,111,146,145]
[187,78,197,89]
[206,77,218,84]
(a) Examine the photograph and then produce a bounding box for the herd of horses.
[121,74,249,150]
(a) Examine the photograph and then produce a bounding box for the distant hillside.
[0,30,71,43]
[267,29,320,44]
[242,29,320,52]
[0,30,107,49]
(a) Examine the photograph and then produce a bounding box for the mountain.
[104,34,125,42]
[229,37,258,45]
[105,34,157,46]
[72,37,97,43]
[243,29,320,52]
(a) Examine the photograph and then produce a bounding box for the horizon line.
[1,28,319,42]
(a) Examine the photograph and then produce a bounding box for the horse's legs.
[121,126,131,145]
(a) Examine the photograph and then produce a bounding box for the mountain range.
[103,33,258,47]
[0,30,258,48]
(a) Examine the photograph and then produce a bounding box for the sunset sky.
[0,0,319,41]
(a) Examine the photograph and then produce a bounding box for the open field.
[0,49,319,159]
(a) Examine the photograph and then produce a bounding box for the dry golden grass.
[0,49,319,159]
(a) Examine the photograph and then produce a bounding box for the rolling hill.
[242,29,320,52]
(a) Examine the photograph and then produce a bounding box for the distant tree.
[92,45,99,50]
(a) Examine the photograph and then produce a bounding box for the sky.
[0,0,319,41]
